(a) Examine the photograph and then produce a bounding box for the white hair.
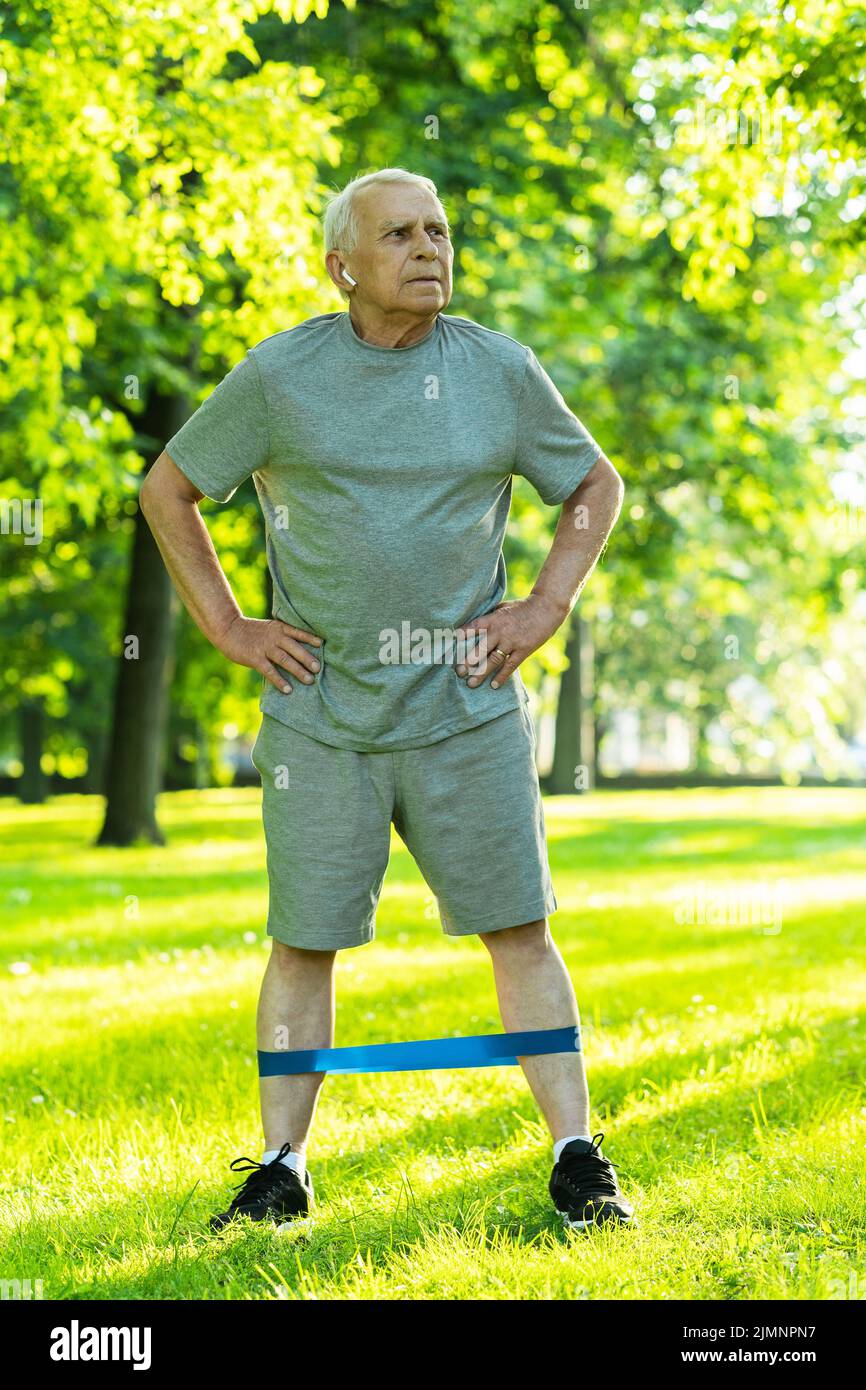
[323,167,446,298]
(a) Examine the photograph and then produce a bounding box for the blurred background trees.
[1,0,863,839]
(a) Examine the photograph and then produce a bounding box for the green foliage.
[1,0,862,779]
[269,0,863,775]
[0,0,346,747]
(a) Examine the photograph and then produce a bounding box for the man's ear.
[325,249,352,294]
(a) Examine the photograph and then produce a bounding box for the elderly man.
[140,166,633,1233]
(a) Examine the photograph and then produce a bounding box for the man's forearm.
[139,490,242,649]
[530,461,624,623]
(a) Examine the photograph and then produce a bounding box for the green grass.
[1,786,864,1300]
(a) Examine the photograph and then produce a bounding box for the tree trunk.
[19,699,46,804]
[593,711,607,785]
[97,393,185,846]
[694,702,720,776]
[264,536,274,617]
[192,717,209,789]
[549,612,596,794]
[84,726,108,796]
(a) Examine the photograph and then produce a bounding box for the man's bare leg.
[256,941,336,1163]
[478,918,590,1139]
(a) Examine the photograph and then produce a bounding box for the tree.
[1,0,347,837]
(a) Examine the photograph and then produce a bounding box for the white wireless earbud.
[341,269,357,287]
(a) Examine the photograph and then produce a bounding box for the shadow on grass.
[5,945,863,1114]
[4,879,856,975]
[10,1008,864,1298]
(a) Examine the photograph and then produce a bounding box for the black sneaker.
[209,1142,314,1232]
[549,1132,635,1230]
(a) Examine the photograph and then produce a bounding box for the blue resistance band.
[258,1025,580,1077]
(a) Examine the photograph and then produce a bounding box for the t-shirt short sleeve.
[512,347,605,506]
[164,351,270,503]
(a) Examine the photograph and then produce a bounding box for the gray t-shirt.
[165,310,604,751]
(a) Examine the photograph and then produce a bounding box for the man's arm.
[530,453,625,622]
[456,454,624,689]
[139,451,322,693]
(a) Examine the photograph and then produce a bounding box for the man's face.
[342,182,453,316]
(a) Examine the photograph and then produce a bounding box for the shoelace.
[557,1131,621,1201]
[227,1142,294,1207]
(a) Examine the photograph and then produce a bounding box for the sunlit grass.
[1,786,864,1300]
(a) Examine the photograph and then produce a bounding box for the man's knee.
[269,939,336,972]
[478,917,551,958]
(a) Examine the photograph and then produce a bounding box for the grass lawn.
[1,785,864,1301]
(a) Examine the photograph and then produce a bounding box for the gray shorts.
[250,703,557,950]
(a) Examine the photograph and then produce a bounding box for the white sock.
[262,1146,305,1178]
[553,1134,594,1164]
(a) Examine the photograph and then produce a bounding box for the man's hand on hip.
[217,615,322,693]
[454,594,566,690]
